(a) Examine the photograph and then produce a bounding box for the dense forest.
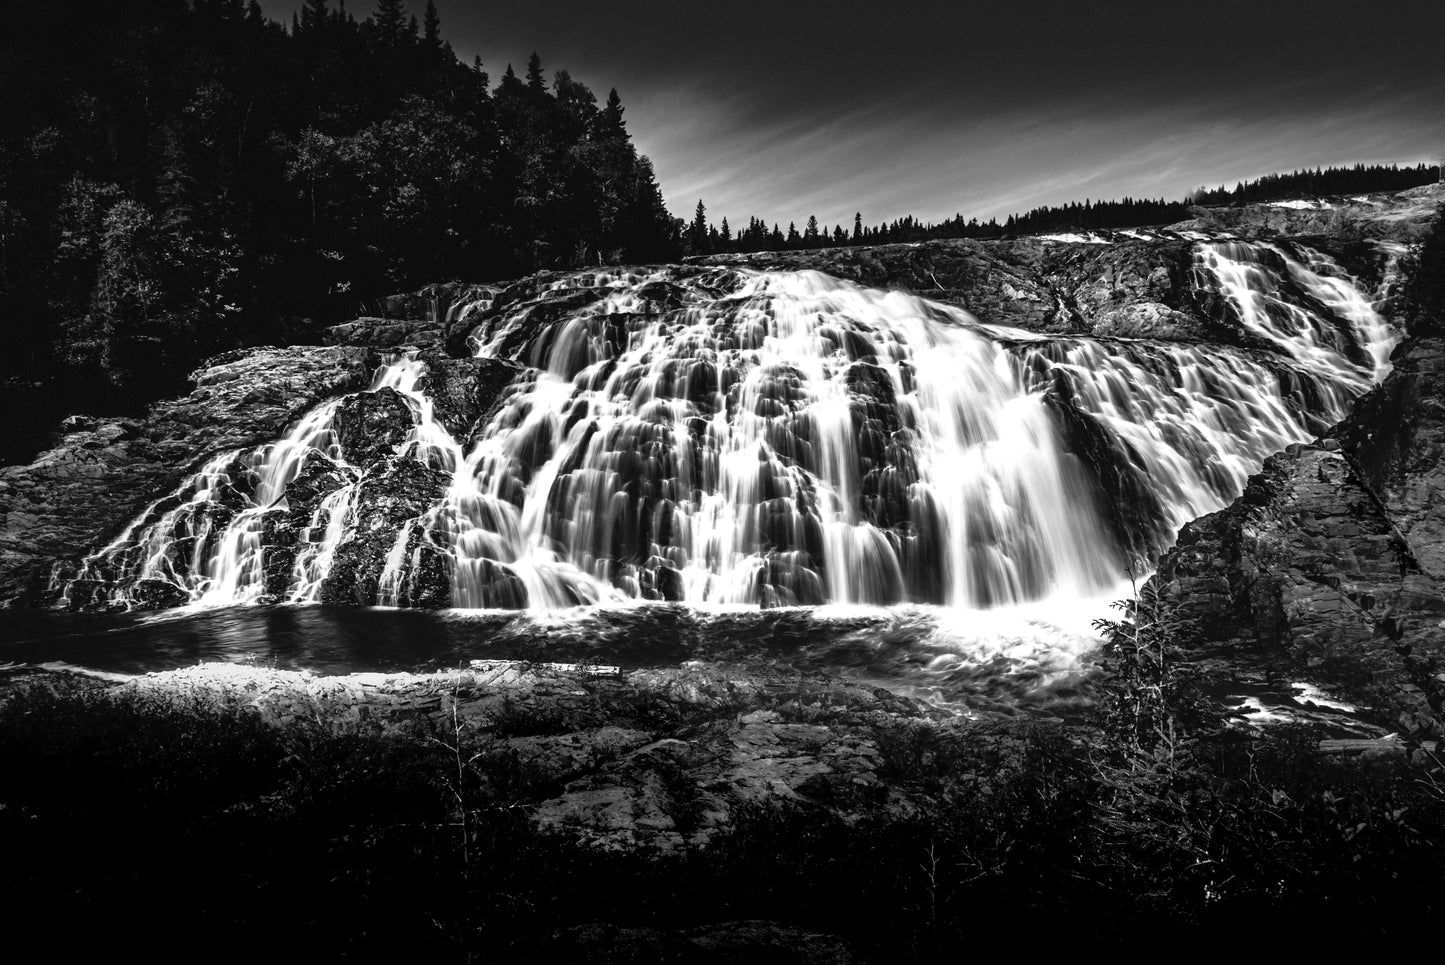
[685,162,1441,255]
[0,0,678,458]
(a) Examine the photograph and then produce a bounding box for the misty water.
[10,239,1402,714]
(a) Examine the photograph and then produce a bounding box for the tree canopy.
[0,0,678,457]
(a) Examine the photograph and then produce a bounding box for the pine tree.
[602,89,626,136]
[526,52,547,93]
[422,0,440,47]
[688,199,709,253]
[373,0,405,38]
[301,0,329,33]
[497,64,524,97]
[852,212,862,241]
[804,215,819,247]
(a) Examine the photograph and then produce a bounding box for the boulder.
[415,354,523,441]
[319,459,450,606]
[332,387,416,466]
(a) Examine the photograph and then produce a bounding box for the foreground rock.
[533,921,856,964]
[83,658,945,852]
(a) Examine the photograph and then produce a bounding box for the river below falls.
[2,596,1382,732]
[3,596,1134,716]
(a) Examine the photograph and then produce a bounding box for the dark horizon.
[262,0,1445,230]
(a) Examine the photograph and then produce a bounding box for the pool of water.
[1,600,1110,715]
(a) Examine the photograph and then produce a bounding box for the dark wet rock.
[0,346,373,606]
[1334,337,1445,580]
[324,284,501,355]
[129,578,192,611]
[324,316,442,349]
[1045,384,1172,562]
[60,579,122,610]
[640,562,685,602]
[360,281,498,323]
[260,454,358,596]
[332,387,415,465]
[686,921,857,964]
[319,459,450,606]
[535,920,857,964]
[416,354,523,441]
[1054,241,1209,340]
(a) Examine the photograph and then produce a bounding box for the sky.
[261,0,1445,230]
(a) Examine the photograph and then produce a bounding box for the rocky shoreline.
[6,656,955,853]
[5,646,1442,958]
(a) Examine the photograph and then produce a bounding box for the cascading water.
[66,239,1397,622]
[1195,241,1398,387]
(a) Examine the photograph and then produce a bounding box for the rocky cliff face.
[1150,336,1445,715]
[697,236,1221,342]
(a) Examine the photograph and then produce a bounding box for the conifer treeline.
[0,0,678,431]
[685,162,1441,256]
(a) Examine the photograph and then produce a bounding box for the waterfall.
[288,484,356,603]
[1195,241,1396,387]
[66,238,1397,613]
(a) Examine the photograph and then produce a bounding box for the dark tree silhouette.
[526,52,547,93]
[0,0,680,464]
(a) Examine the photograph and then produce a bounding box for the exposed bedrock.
[696,237,1224,341]
[101,658,945,853]
[1150,336,1445,714]
[1175,184,1445,246]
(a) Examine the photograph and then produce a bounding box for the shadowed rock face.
[1150,336,1445,715]
[417,354,524,443]
[1335,339,1445,581]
